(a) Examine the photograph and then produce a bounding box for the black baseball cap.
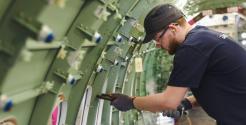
[143,4,184,43]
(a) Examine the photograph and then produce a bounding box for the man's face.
[154,25,180,55]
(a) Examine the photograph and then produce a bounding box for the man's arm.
[133,86,188,112]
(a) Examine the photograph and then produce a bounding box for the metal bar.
[26,41,61,50]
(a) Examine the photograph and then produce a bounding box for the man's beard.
[168,40,180,55]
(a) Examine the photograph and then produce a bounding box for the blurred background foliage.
[153,49,173,93]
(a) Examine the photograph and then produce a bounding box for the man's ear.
[168,23,178,32]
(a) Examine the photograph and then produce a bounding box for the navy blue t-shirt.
[168,26,246,125]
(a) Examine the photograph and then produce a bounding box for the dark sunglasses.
[155,27,169,41]
[156,23,179,40]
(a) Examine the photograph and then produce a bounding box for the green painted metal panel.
[38,0,84,40]
[123,65,135,95]
[0,0,47,88]
[29,46,75,124]
[118,0,140,15]
[65,3,125,124]
[2,50,57,95]
[28,1,87,124]
[0,0,13,21]
[127,0,148,19]
[66,1,107,49]
[29,93,58,124]
[0,99,36,125]
[100,45,125,125]
[86,59,111,125]
[101,65,121,125]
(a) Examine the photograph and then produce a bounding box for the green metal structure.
[0,0,175,124]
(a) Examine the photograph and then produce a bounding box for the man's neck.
[185,24,193,36]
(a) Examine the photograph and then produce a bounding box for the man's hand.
[97,93,135,112]
[162,98,192,119]
[162,107,188,119]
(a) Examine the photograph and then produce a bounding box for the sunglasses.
[155,23,179,42]
[155,27,169,42]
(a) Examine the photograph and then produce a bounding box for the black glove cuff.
[181,98,192,110]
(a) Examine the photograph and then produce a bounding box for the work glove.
[162,98,192,119]
[162,107,188,119]
[97,93,135,112]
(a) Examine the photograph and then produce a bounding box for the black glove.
[97,93,135,112]
[162,109,184,119]
[162,98,192,119]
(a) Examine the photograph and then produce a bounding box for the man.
[98,4,246,125]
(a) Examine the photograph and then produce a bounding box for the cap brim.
[142,33,155,43]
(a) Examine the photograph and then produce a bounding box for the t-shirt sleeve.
[168,46,209,88]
